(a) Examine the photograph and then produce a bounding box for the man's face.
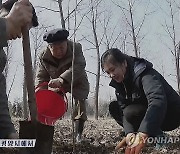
[48,40,68,59]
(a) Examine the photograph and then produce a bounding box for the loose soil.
[1,118,180,154]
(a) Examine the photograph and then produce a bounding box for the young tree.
[3,41,13,79]
[82,0,124,119]
[57,0,66,28]
[3,41,18,99]
[81,0,106,119]
[161,0,180,93]
[112,0,152,57]
[30,23,52,75]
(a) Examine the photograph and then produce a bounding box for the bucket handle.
[35,82,68,109]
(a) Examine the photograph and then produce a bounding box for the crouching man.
[35,28,89,142]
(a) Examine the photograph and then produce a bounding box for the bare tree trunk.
[176,43,180,94]
[57,0,66,28]
[23,75,28,119]
[113,0,149,57]
[164,0,180,93]
[93,30,100,120]
[4,46,9,79]
[33,49,38,78]
[4,41,13,81]
[94,62,100,120]
[128,1,138,57]
[90,0,101,120]
[67,0,71,30]
[7,66,18,98]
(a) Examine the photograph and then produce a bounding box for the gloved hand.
[48,78,64,89]
[115,132,148,154]
[5,0,33,39]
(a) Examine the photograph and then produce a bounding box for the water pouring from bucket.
[35,82,68,126]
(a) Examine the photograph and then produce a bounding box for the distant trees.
[85,0,103,120]
[50,0,161,119]
[30,24,52,75]
[3,41,13,79]
[5,0,180,120]
[161,0,180,93]
[112,0,152,57]
[3,41,18,99]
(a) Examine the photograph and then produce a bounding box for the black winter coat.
[109,57,180,136]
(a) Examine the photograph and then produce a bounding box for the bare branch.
[36,6,60,12]
[7,66,18,98]
[111,32,122,48]
[111,1,132,27]
[64,0,84,21]
[82,35,96,46]
[135,13,146,38]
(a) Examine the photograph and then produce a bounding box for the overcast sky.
[4,0,180,103]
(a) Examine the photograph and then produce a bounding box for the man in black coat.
[101,48,180,154]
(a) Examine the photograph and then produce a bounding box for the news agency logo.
[126,133,140,148]
[126,134,180,148]
[0,139,36,147]
[147,136,180,144]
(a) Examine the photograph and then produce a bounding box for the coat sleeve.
[35,58,50,87]
[123,116,135,135]
[60,43,86,83]
[0,18,8,48]
[138,69,167,136]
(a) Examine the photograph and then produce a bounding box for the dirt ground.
[1,118,180,154]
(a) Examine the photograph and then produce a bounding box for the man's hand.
[48,87,60,93]
[115,132,148,154]
[48,78,64,88]
[5,0,33,39]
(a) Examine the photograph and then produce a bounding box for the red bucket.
[35,82,67,126]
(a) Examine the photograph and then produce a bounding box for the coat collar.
[109,57,153,89]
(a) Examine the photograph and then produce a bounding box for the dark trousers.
[109,101,180,133]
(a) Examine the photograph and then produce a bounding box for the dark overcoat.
[110,57,180,136]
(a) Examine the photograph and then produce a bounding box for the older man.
[35,28,89,142]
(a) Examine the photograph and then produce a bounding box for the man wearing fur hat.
[35,28,89,142]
